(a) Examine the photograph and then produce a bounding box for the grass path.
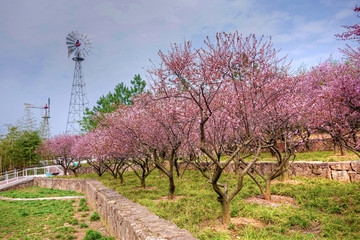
[0,195,85,201]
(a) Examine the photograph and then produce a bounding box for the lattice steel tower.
[24,98,51,138]
[65,31,92,134]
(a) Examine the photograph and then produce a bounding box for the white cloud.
[335,8,355,20]
[0,0,358,135]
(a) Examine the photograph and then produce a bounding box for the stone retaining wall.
[33,178,196,240]
[74,160,360,182]
[169,161,360,182]
[0,179,34,191]
[251,161,360,182]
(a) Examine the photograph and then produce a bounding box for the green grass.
[83,229,114,240]
[212,151,359,163]
[62,170,360,240]
[0,187,110,239]
[90,212,100,221]
[248,150,359,162]
[0,199,76,239]
[0,186,83,198]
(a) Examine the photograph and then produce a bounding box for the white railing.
[0,165,63,185]
[40,159,88,166]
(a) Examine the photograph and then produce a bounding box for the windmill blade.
[66,35,75,41]
[83,48,90,56]
[84,40,92,46]
[66,33,76,42]
[68,48,75,57]
[67,44,76,49]
[70,32,79,41]
[66,30,92,58]
[67,45,76,50]
[66,38,75,44]
[66,40,76,45]
[67,47,76,52]
[73,31,81,39]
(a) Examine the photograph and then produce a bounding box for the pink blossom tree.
[93,126,130,183]
[72,131,107,177]
[111,116,157,189]
[335,4,360,115]
[336,5,360,42]
[148,32,295,223]
[302,60,360,157]
[36,134,81,176]
[108,93,194,198]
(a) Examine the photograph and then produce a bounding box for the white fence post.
[1,165,61,185]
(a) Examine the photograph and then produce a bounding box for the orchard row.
[37,31,360,224]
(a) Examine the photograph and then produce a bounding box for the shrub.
[90,212,100,221]
[83,230,102,240]
[78,198,90,211]
[67,234,75,240]
[70,218,79,225]
[80,198,87,205]
[80,223,89,228]
[78,205,90,211]
[18,208,30,217]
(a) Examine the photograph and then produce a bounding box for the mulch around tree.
[244,194,298,208]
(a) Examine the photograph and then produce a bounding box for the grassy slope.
[0,187,111,240]
[63,171,360,240]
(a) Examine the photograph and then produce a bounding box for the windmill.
[65,31,92,134]
[24,98,51,138]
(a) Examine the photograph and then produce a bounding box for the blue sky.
[0,0,357,136]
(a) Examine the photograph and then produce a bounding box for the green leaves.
[81,74,146,131]
[0,126,42,171]
[90,212,100,221]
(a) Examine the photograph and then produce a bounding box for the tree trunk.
[174,159,180,178]
[280,161,289,181]
[119,174,125,184]
[221,198,231,225]
[71,169,78,177]
[334,142,338,155]
[269,148,276,158]
[141,178,146,189]
[340,145,346,156]
[168,174,175,199]
[264,179,272,201]
[179,162,189,179]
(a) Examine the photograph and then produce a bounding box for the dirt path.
[0,195,85,201]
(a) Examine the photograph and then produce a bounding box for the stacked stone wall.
[248,161,360,182]
[77,160,360,182]
[0,179,34,191]
[169,161,360,182]
[33,178,196,240]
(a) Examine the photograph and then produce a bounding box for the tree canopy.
[81,74,146,131]
[0,126,42,171]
